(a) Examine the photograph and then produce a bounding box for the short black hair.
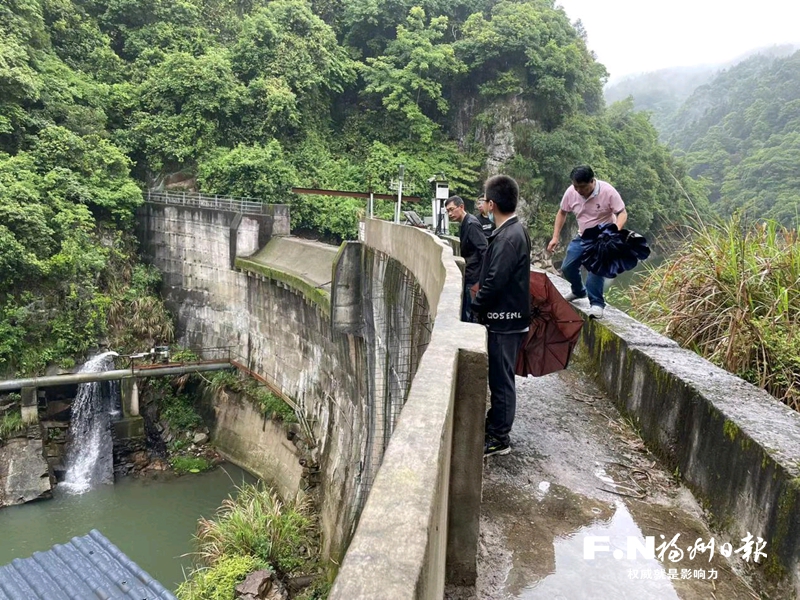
[484,175,518,214]
[570,165,595,184]
[445,195,464,207]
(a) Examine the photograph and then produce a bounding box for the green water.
[0,464,256,591]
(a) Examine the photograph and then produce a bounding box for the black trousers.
[461,281,477,322]
[486,330,526,445]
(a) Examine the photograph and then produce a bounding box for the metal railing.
[146,190,271,215]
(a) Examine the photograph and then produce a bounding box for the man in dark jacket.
[476,195,495,238]
[471,175,531,456]
[446,195,487,322]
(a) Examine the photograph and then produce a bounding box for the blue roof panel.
[0,530,177,600]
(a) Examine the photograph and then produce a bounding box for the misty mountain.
[668,50,800,225]
[604,44,799,135]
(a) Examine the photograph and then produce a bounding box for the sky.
[555,0,800,82]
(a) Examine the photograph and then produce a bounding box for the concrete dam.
[131,194,800,599]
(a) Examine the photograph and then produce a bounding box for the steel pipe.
[0,362,233,392]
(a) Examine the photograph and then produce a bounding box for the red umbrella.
[515,271,584,377]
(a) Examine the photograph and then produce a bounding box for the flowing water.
[0,464,256,590]
[61,351,120,494]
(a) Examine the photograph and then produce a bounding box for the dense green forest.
[0,0,699,374]
[668,51,800,225]
[607,48,800,227]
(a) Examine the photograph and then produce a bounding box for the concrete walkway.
[447,361,764,600]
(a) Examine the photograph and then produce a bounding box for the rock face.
[0,437,53,507]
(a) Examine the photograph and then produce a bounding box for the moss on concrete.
[593,321,616,354]
[236,257,331,316]
[723,420,740,442]
[763,478,800,580]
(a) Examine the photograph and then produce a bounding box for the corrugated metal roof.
[0,529,177,599]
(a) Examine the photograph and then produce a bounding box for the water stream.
[61,351,119,493]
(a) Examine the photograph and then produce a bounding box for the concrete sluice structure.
[134,195,800,598]
[136,200,487,595]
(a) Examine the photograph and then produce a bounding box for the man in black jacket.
[446,195,487,322]
[476,195,495,238]
[471,175,531,456]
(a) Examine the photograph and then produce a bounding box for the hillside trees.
[0,0,704,375]
[362,7,463,143]
[634,51,800,226]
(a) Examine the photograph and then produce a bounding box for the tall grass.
[177,483,322,600]
[630,217,800,409]
[193,483,318,577]
[0,411,25,440]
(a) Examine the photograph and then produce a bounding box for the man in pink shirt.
[546,165,627,319]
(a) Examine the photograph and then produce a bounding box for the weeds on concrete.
[209,371,297,423]
[629,217,800,409]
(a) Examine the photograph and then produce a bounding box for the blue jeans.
[561,238,606,308]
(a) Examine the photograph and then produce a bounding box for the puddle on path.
[483,479,760,600]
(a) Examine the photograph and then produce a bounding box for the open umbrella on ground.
[579,223,651,279]
[515,271,584,378]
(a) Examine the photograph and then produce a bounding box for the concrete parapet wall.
[550,274,800,593]
[330,221,488,599]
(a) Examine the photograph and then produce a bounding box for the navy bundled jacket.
[471,215,531,332]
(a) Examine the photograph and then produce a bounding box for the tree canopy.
[0,0,702,374]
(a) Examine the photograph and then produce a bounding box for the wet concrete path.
[447,362,764,600]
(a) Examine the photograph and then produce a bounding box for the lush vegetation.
[0,0,709,384]
[610,49,800,229]
[171,455,214,474]
[630,218,800,409]
[209,370,297,423]
[177,482,327,600]
[0,410,25,440]
[144,376,204,431]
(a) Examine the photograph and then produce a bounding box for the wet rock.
[148,458,169,471]
[0,438,53,507]
[193,432,208,444]
[286,574,317,593]
[235,570,288,600]
[132,451,149,468]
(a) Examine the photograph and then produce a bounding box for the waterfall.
[61,351,120,494]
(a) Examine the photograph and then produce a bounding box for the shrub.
[161,391,203,431]
[193,483,317,577]
[209,371,297,423]
[171,456,213,474]
[176,554,263,600]
[0,411,25,440]
[630,217,800,408]
[253,388,296,423]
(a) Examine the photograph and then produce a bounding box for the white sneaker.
[564,291,586,302]
[588,305,604,319]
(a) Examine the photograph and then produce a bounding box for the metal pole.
[0,362,234,392]
[394,165,405,224]
[369,190,374,219]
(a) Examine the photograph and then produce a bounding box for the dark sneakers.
[484,437,511,457]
